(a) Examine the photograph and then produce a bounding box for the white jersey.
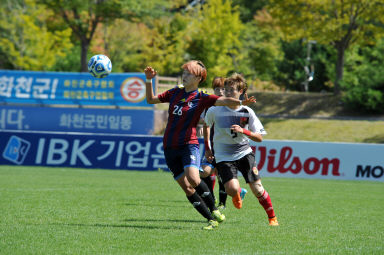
[204,105,267,163]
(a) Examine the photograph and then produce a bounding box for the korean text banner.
[0,131,169,171]
[0,70,153,107]
[0,105,154,134]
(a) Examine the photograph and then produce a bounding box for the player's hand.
[205,149,214,163]
[230,124,243,134]
[144,66,157,79]
[241,93,256,106]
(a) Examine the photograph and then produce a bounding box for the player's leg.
[218,177,227,209]
[200,162,216,203]
[184,145,225,222]
[165,146,219,228]
[176,174,215,221]
[186,166,224,221]
[217,161,243,209]
[248,179,278,226]
[240,153,279,226]
[210,173,216,198]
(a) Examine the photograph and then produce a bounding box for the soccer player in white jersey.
[204,73,279,226]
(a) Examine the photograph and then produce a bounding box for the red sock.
[257,190,275,218]
[210,174,216,190]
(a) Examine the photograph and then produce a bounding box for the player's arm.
[144,66,161,104]
[230,124,263,142]
[214,93,256,106]
[203,123,214,162]
[204,109,215,162]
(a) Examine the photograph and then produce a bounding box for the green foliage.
[140,13,190,75]
[38,0,128,71]
[274,40,334,92]
[97,12,189,75]
[186,0,244,86]
[232,0,268,22]
[341,40,384,113]
[50,42,82,72]
[268,0,384,93]
[236,9,283,82]
[0,0,73,71]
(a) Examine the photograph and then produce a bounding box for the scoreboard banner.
[0,70,154,107]
[0,130,382,182]
[0,105,154,135]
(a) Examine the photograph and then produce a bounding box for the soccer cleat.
[240,188,248,200]
[232,195,242,209]
[217,203,226,211]
[202,220,219,230]
[212,210,226,223]
[268,216,279,226]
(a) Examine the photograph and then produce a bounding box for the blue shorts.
[164,144,201,180]
[200,157,216,171]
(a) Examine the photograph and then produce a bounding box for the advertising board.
[0,70,153,108]
[1,131,382,182]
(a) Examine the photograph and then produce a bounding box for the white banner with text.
[250,140,383,182]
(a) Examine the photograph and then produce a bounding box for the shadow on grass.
[125,199,188,208]
[50,221,194,230]
[363,134,384,144]
[123,218,203,223]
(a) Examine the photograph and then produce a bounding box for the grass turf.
[0,166,383,254]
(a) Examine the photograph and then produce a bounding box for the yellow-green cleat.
[212,210,226,223]
[217,204,226,211]
[203,220,219,230]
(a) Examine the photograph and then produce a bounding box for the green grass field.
[1,166,383,255]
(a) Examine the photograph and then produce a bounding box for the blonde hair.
[224,73,247,93]
[181,60,207,84]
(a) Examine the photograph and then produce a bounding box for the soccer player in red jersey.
[144,61,256,230]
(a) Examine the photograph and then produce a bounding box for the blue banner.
[0,131,173,170]
[0,105,154,135]
[0,70,154,108]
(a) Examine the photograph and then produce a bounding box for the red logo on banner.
[120,78,146,103]
[252,146,341,176]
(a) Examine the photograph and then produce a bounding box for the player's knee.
[254,183,264,197]
[186,176,200,187]
[184,186,195,196]
[225,182,239,196]
[200,166,211,178]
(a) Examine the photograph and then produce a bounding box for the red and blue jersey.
[158,86,219,149]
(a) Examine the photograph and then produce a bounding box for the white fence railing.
[155,76,182,94]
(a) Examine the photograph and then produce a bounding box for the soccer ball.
[87,54,112,78]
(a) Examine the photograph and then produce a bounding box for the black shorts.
[216,153,260,185]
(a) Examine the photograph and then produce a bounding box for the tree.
[38,0,171,72]
[236,9,283,83]
[0,0,72,70]
[38,0,126,72]
[88,1,189,74]
[186,0,244,85]
[232,0,268,22]
[341,39,384,113]
[268,0,384,94]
